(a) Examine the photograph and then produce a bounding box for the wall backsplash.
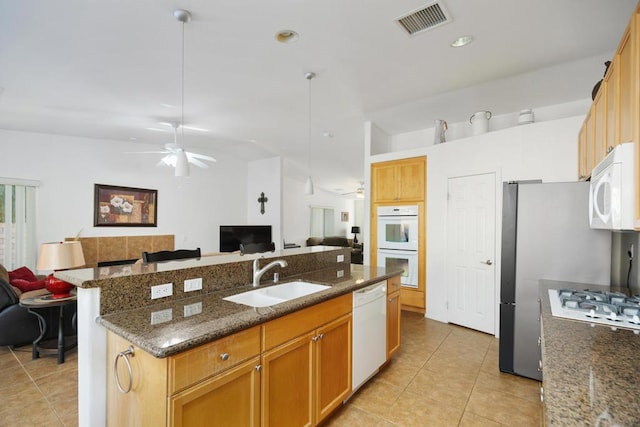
[611,231,640,291]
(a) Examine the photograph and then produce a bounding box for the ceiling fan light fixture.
[304,176,314,195]
[174,149,190,177]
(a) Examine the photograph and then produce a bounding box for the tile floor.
[1,311,540,427]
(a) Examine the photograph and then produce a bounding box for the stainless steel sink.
[223,281,330,308]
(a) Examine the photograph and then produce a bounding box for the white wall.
[425,116,582,324]
[247,157,282,248]
[366,115,584,329]
[1,129,248,254]
[282,176,355,247]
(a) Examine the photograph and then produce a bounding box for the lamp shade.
[351,226,361,234]
[37,241,85,271]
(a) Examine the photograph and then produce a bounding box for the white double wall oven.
[376,205,419,289]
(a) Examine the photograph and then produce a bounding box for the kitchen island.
[56,246,402,426]
[540,280,640,426]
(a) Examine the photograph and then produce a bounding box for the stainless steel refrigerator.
[499,181,611,380]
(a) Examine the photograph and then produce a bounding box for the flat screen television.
[220,225,272,252]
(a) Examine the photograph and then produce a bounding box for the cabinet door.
[262,331,315,427]
[387,290,401,359]
[584,108,596,172]
[397,158,426,201]
[371,163,398,202]
[169,356,261,427]
[618,25,634,144]
[315,314,352,424]
[593,84,608,165]
[578,124,588,180]
[605,59,617,150]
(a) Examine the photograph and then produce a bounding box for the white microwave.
[589,142,635,230]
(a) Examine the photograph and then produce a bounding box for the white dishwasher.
[352,281,387,392]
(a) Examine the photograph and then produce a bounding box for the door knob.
[480,259,493,265]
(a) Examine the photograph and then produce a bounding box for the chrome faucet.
[252,258,288,287]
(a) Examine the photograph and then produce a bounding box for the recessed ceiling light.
[450,35,474,48]
[323,132,333,138]
[275,30,299,43]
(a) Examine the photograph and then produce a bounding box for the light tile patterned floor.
[326,312,541,427]
[1,312,540,426]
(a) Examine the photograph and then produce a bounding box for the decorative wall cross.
[258,192,268,215]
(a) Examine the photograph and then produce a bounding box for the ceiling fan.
[132,123,216,176]
[342,182,365,198]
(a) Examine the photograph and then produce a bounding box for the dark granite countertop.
[540,280,640,426]
[99,264,401,358]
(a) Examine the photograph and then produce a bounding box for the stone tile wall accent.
[65,235,175,267]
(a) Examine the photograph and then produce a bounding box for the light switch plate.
[184,278,203,292]
[151,283,173,299]
[337,254,344,262]
[337,270,344,278]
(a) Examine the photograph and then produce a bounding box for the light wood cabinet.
[578,5,638,182]
[107,325,261,427]
[386,275,401,359]
[371,156,425,203]
[261,294,352,426]
[169,356,261,427]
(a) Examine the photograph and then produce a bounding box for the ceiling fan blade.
[187,157,209,169]
[126,150,171,154]
[187,151,217,162]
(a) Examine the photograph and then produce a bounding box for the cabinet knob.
[319,333,324,340]
[607,145,614,153]
[220,352,230,361]
[255,365,262,372]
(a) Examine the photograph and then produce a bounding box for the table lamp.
[351,226,361,244]
[36,241,85,299]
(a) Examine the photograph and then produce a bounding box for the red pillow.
[8,266,38,283]
[11,278,46,292]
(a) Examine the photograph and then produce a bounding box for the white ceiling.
[0,0,636,194]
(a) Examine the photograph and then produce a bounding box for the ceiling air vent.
[396,1,452,36]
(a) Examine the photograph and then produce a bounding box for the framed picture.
[341,211,349,222]
[94,184,157,227]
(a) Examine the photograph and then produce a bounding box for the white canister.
[470,111,492,135]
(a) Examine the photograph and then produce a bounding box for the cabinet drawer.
[387,276,401,294]
[168,326,261,394]
[262,293,352,351]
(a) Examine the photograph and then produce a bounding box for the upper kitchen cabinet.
[371,156,426,203]
[578,4,638,180]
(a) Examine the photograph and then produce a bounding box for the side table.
[19,292,77,364]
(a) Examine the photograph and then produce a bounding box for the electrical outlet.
[151,283,173,299]
[337,270,344,278]
[184,278,203,292]
[150,308,173,325]
[337,254,344,263]
[183,302,202,317]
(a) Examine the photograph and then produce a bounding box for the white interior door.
[446,173,496,334]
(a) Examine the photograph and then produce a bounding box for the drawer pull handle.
[220,353,230,361]
[114,346,135,394]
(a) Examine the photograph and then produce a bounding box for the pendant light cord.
[307,75,311,173]
[180,18,185,148]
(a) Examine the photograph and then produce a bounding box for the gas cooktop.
[548,289,640,332]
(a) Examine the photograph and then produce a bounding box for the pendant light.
[304,72,316,195]
[174,9,191,177]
